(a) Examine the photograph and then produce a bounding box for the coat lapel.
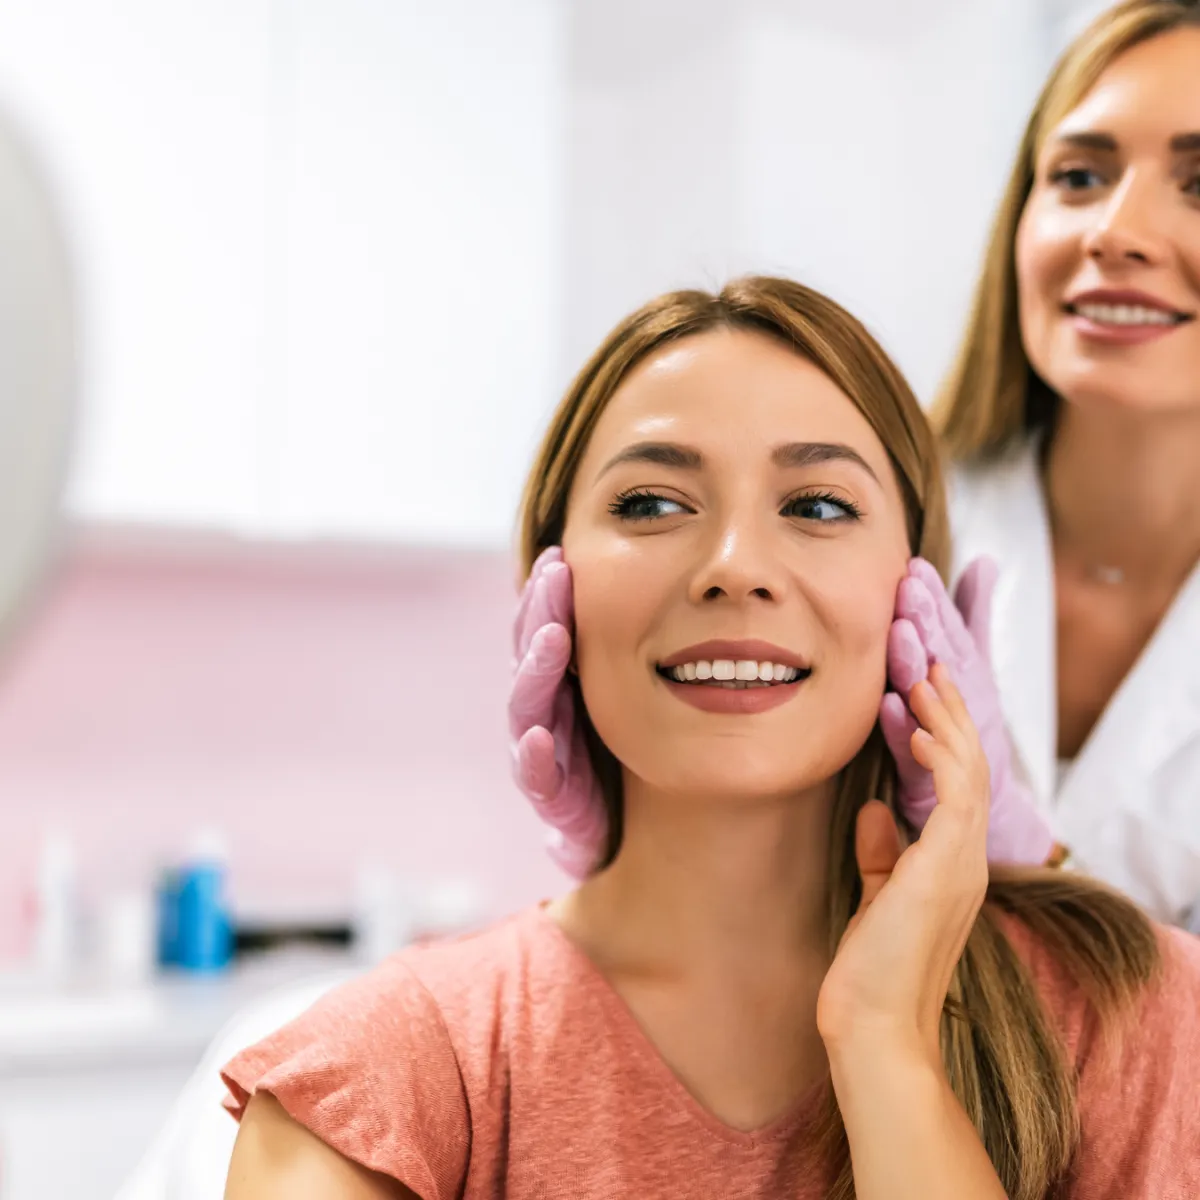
[1056,558,1200,829]
[950,442,1057,809]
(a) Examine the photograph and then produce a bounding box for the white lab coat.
[949,438,1200,927]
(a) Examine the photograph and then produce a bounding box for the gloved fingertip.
[878,690,907,725]
[887,619,928,689]
[879,693,918,748]
[516,728,563,798]
[530,622,572,669]
[908,556,945,591]
[532,545,563,573]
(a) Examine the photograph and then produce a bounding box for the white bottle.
[353,864,415,964]
[30,832,78,978]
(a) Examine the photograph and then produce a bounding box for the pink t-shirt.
[222,905,1200,1199]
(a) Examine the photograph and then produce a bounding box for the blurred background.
[0,0,1111,1195]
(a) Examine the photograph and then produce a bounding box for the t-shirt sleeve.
[221,956,470,1200]
[1066,927,1200,1199]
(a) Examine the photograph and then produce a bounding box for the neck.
[1044,402,1200,591]
[564,775,836,979]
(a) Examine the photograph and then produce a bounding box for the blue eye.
[783,491,861,522]
[609,489,688,521]
[1049,166,1103,192]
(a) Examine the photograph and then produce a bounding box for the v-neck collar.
[531,903,828,1149]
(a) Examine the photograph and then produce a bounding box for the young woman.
[222,278,1199,1199]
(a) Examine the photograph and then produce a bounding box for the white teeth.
[662,659,805,686]
[1075,303,1178,327]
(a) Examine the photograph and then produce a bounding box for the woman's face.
[1016,27,1200,415]
[560,327,910,803]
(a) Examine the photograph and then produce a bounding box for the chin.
[630,734,861,805]
[1051,353,1197,417]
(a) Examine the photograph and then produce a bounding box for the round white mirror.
[0,105,76,653]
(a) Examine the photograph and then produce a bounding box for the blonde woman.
[935,0,1200,924]
[222,278,1200,1199]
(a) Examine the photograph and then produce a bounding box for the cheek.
[563,535,658,718]
[813,553,903,665]
[1015,198,1076,357]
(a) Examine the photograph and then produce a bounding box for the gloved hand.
[879,556,1056,866]
[509,546,606,878]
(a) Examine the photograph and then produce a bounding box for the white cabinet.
[0,0,561,548]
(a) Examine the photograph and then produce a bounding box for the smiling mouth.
[1063,301,1193,327]
[656,658,813,689]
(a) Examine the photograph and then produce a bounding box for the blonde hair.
[935,0,1200,460]
[518,277,1159,1199]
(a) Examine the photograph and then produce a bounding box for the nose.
[1082,171,1167,267]
[687,520,789,607]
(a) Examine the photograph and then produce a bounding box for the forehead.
[581,327,891,468]
[1054,27,1200,138]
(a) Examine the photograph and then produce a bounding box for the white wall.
[0,0,1076,545]
[263,0,564,545]
[564,0,1056,403]
[0,0,563,547]
[0,0,273,529]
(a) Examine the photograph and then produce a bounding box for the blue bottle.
[168,831,233,973]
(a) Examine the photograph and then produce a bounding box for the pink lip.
[1064,288,1195,346]
[656,638,811,716]
[658,639,809,670]
[660,675,807,715]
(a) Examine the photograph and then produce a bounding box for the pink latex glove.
[879,556,1055,866]
[509,547,606,878]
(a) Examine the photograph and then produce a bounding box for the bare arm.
[224,1093,421,1200]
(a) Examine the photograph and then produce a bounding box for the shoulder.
[1002,911,1200,1052]
[221,906,565,1197]
[1003,915,1200,1196]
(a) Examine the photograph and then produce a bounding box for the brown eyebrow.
[1054,131,1118,153]
[772,441,880,483]
[595,441,703,482]
[595,440,880,485]
[1052,130,1200,154]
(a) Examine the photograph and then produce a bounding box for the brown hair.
[518,276,1159,1199]
[935,0,1200,460]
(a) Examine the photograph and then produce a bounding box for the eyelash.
[1049,165,1200,198]
[607,488,863,523]
[1048,166,1103,191]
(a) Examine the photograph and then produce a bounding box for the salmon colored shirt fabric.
[222,905,1200,1199]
